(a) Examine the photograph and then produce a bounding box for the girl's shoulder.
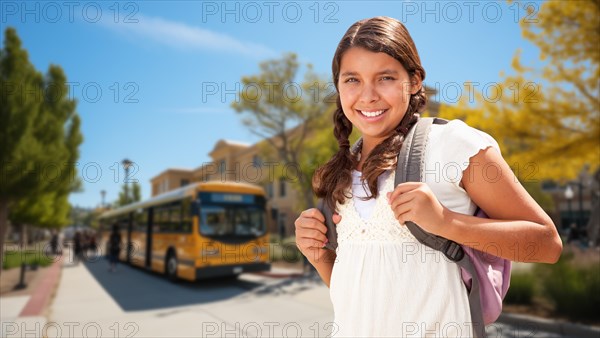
[425,119,502,185]
[428,119,501,156]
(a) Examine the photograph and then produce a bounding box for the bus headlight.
[201,249,220,257]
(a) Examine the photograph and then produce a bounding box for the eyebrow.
[340,69,400,77]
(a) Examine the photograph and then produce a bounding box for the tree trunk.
[0,200,9,271]
[19,224,27,249]
[297,171,315,210]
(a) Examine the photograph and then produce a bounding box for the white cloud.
[161,106,235,115]
[100,14,277,59]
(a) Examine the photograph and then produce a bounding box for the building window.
[180,179,189,187]
[219,160,226,174]
[161,179,169,194]
[267,182,273,198]
[278,212,286,238]
[252,155,262,167]
[279,177,286,197]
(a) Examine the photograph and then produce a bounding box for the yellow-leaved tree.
[440,0,599,182]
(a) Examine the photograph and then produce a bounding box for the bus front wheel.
[166,253,178,281]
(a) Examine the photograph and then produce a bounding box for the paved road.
[3,258,595,337]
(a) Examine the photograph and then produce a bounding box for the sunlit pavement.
[3,257,598,338]
[45,258,333,337]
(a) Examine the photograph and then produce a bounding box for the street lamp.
[565,185,574,230]
[100,190,106,208]
[121,159,133,204]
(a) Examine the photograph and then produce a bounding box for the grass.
[505,272,536,305]
[2,250,55,270]
[269,236,303,263]
[535,251,600,321]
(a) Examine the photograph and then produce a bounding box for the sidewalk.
[3,256,599,337]
[1,258,62,338]
[44,259,332,337]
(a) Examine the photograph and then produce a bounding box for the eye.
[380,76,395,81]
[344,77,359,83]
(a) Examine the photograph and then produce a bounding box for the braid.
[334,107,353,150]
[313,105,356,211]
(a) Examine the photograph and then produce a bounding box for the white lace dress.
[329,120,501,337]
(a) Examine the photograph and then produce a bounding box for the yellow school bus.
[99,181,270,281]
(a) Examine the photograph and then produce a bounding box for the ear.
[409,73,423,95]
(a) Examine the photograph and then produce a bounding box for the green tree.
[114,182,141,207]
[0,28,82,265]
[232,53,333,210]
[440,0,599,181]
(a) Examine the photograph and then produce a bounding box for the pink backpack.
[318,117,511,338]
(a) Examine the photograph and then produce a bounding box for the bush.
[2,250,54,269]
[269,238,302,263]
[505,272,536,305]
[536,252,600,320]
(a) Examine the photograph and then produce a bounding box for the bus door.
[145,208,153,269]
[126,212,133,263]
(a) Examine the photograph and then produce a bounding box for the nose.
[359,82,379,104]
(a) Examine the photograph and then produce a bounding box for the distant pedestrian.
[50,230,60,255]
[88,233,98,258]
[108,225,122,272]
[73,231,84,264]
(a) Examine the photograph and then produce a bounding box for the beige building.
[151,168,194,196]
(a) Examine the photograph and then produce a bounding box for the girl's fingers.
[388,190,415,210]
[297,235,328,249]
[296,228,327,242]
[300,208,325,223]
[391,203,413,223]
[387,182,421,201]
[295,217,328,235]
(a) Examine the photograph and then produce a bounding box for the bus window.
[200,206,265,237]
[200,206,228,236]
[233,208,264,236]
[181,199,192,233]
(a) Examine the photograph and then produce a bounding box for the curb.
[18,258,62,317]
[497,313,600,338]
[248,271,305,279]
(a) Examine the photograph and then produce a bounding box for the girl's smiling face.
[338,47,421,149]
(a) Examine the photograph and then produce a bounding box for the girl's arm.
[447,146,562,263]
[309,249,337,287]
[388,147,562,263]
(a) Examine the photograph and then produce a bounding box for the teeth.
[360,109,385,117]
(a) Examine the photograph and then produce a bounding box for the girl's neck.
[356,137,382,171]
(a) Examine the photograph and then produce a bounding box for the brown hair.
[313,16,427,211]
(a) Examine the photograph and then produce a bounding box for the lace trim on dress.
[336,170,419,245]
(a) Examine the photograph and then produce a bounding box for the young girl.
[294,16,562,337]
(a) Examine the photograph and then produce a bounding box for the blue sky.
[2,0,543,209]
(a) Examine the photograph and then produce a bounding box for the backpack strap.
[317,198,337,251]
[396,117,486,338]
[316,137,363,251]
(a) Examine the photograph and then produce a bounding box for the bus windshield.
[200,206,265,237]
